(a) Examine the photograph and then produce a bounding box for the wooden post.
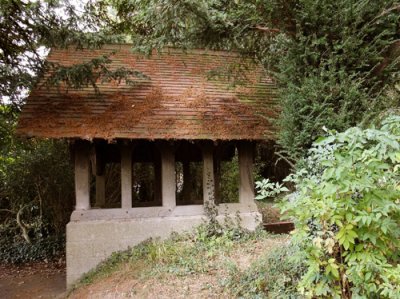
[74,141,90,210]
[238,142,255,204]
[121,143,132,209]
[160,143,176,209]
[202,143,215,205]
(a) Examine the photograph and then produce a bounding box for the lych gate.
[16,45,278,286]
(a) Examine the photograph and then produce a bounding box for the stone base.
[66,211,261,287]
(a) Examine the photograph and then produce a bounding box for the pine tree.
[107,0,400,160]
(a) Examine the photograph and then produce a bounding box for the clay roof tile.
[17,44,278,140]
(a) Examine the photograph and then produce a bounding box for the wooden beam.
[120,142,133,209]
[202,142,215,205]
[74,141,91,210]
[159,142,176,209]
[238,141,255,205]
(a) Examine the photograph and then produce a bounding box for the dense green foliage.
[0,234,64,264]
[0,0,139,103]
[280,114,400,298]
[0,138,74,232]
[2,1,399,158]
[0,104,74,262]
[106,0,400,159]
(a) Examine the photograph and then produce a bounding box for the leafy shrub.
[0,214,65,264]
[255,178,288,201]
[1,110,74,262]
[1,139,74,234]
[1,105,74,231]
[227,242,305,298]
[280,115,400,298]
[265,243,306,298]
[199,201,250,240]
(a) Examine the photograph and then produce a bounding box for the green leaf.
[347,230,358,239]
[343,239,350,250]
[331,267,340,279]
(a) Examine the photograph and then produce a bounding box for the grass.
[68,224,299,298]
[226,241,306,298]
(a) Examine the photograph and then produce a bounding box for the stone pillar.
[202,143,215,205]
[95,175,106,207]
[121,143,132,209]
[238,142,255,204]
[74,142,90,210]
[160,143,176,209]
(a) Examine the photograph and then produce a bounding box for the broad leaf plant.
[280,114,400,298]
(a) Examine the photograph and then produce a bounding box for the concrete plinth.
[66,211,261,287]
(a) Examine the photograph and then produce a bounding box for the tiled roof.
[17,44,278,140]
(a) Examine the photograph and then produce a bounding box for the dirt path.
[0,262,66,299]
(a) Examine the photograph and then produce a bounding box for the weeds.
[225,242,306,298]
[73,223,272,288]
[71,208,287,297]
[77,250,132,287]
